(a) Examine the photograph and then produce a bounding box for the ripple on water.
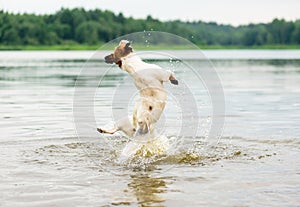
[23,136,278,174]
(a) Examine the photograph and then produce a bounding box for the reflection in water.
[128,173,167,207]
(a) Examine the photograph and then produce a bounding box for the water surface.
[0,50,299,206]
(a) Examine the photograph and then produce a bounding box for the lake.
[0,50,299,206]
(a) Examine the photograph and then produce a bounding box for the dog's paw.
[97,128,104,133]
[170,79,179,85]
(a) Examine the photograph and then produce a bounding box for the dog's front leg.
[161,69,178,85]
[97,127,118,134]
[169,74,178,85]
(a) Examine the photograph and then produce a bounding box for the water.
[0,50,299,206]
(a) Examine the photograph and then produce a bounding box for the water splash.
[118,135,170,165]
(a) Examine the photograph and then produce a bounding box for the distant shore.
[1,44,300,51]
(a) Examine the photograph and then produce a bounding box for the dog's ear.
[125,42,133,52]
[104,53,115,64]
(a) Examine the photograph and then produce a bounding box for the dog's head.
[104,40,133,68]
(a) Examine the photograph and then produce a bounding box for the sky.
[0,0,299,26]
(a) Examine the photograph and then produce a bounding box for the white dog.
[97,40,178,137]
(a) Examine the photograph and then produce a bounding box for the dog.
[97,40,178,137]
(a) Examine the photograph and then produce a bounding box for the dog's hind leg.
[97,116,136,137]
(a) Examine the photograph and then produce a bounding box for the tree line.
[0,8,299,46]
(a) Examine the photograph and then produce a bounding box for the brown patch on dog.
[114,42,132,61]
[104,40,133,67]
[116,60,122,67]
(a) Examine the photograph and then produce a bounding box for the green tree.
[291,21,300,44]
[75,21,100,44]
[2,28,21,45]
[0,8,299,47]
